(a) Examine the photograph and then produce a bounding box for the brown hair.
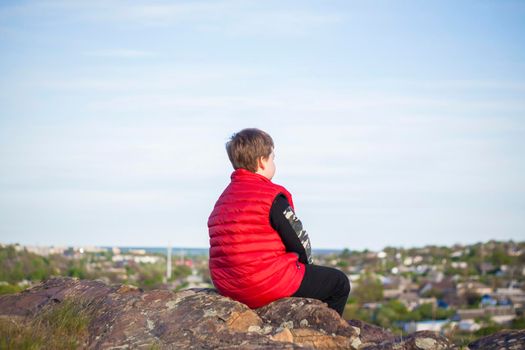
[226,128,274,172]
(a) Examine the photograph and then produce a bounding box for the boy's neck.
[232,168,272,182]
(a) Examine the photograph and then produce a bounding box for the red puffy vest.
[208,168,305,308]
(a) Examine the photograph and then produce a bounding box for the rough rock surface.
[257,297,359,349]
[0,277,516,349]
[466,329,525,350]
[360,331,451,350]
[0,278,289,349]
[347,319,396,346]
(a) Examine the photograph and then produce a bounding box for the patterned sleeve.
[270,194,313,264]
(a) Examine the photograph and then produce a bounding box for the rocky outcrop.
[0,277,514,349]
[466,329,525,350]
[0,278,285,349]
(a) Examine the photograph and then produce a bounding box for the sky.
[0,0,524,250]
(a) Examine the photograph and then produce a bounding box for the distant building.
[455,308,485,321]
[493,287,525,308]
[450,250,464,258]
[458,320,481,332]
[382,276,409,299]
[427,271,444,283]
[182,270,212,289]
[457,281,492,296]
[25,245,67,256]
[419,278,459,307]
[451,261,468,269]
[480,294,497,307]
[456,306,516,324]
[398,292,436,311]
[404,320,449,333]
[112,254,160,264]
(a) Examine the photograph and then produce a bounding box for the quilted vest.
[208,168,305,308]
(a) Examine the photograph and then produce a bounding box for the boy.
[208,128,350,316]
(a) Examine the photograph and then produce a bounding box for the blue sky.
[1,1,524,250]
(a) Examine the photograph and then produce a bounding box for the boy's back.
[208,168,305,308]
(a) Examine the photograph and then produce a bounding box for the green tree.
[171,265,192,280]
[67,266,86,279]
[351,274,383,304]
[340,248,351,259]
[343,302,373,322]
[374,300,409,329]
[490,246,512,266]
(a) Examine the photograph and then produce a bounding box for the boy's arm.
[270,194,313,264]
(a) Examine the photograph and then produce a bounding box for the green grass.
[0,283,24,295]
[0,298,93,350]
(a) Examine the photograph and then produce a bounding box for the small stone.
[262,325,273,335]
[203,309,217,317]
[415,337,437,349]
[247,325,261,333]
[299,319,309,328]
[271,328,294,343]
[351,336,362,349]
[165,300,178,310]
[226,310,263,332]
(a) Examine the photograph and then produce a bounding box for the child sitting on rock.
[208,128,350,316]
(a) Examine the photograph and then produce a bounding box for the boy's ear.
[257,156,265,170]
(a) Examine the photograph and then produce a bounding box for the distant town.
[1,240,524,346]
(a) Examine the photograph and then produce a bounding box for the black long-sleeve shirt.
[270,194,313,265]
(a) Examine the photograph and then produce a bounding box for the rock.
[256,297,357,338]
[0,277,113,317]
[256,297,361,349]
[0,278,292,349]
[361,330,451,350]
[347,319,396,346]
[271,327,294,343]
[467,329,525,350]
[287,328,354,349]
[0,277,520,349]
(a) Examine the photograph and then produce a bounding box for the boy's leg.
[292,264,350,316]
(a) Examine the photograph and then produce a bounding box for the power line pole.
[167,245,172,281]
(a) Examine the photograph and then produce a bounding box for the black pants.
[292,264,351,316]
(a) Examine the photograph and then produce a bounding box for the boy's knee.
[337,270,351,296]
